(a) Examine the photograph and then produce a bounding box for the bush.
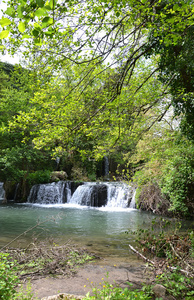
[161,145,194,217]
[27,170,51,185]
[0,253,19,300]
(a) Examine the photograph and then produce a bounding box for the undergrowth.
[0,220,193,300]
[127,218,194,299]
[81,272,151,300]
[0,240,95,300]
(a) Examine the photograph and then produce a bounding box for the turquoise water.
[0,203,175,259]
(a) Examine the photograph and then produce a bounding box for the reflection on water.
[0,203,183,260]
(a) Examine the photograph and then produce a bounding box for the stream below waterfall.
[0,204,158,260]
[0,182,191,263]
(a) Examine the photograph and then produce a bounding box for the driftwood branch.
[129,243,193,277]
[169,242,194,273]
[129,244,155,265]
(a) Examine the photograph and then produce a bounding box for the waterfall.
[69,183,95,206]
[27,181,136,209]
[104,156,109,179]
[66,181,72,202]
[129,189,136,209]
[69,182,107,207]
[105,182,132,208]
[0,182,5,201]
[27,181,66,204]
[13,183,19,201]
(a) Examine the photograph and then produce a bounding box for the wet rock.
[3,181,17,201]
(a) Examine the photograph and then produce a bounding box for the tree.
[0,63,55,182]
[127,116,194,217]
[0,0,192,129]
[0,0,193,215]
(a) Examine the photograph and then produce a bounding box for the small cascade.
[0,182,5,201]
[27,181,66,204]
[69,183,107,207]
[129,189,136,209]
[105,183,132,208]
[104,156,109,179]
[69,184,94,206]
[13,183,19,201]
[27,181,136,209]
[65,181,72,202]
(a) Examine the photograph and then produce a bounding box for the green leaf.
[36,0,45,8]
[34,38,42,45]
[173,4,179,11]
[17,5,24,18]
[42,17,51,23]
[45,5,52,10]
[32,29,39,37]
[0,30,9,39]
[35,8,47,17]
[49,0,57,9]
[18,21,26,33]
[22,34,31,39]
[5,7,15,17]
[0,18,11,28]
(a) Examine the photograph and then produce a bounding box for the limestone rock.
[41,293,84,300]
[51,171,68,182]
[152,284,166,299]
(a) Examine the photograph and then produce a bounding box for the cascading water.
[104,156,109,179]
[27,181,66,204]
[0,182,5,201]
[27,181,136,209]
[69,184,94,206]
[129,189,136,209]
[69,182,107,207]
[105,182,133,208]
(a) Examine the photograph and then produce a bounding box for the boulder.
[51,171,68,182]
[152,284,166,299]
[41,293,84,300]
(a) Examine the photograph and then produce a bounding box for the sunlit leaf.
[35,8,47,17]
[18,21,25,33]
[5,7,15,17]
[49,0,57,9]
[22,34,31,39]
[0,18,11,28]
[0,30,9,39]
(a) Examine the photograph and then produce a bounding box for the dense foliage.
[0,253,18,300]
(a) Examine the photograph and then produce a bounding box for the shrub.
[27,170,51,185]
[0,253,19,300]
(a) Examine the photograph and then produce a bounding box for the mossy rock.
[50,171,68,182]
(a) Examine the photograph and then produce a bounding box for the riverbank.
[28,260,149,299]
